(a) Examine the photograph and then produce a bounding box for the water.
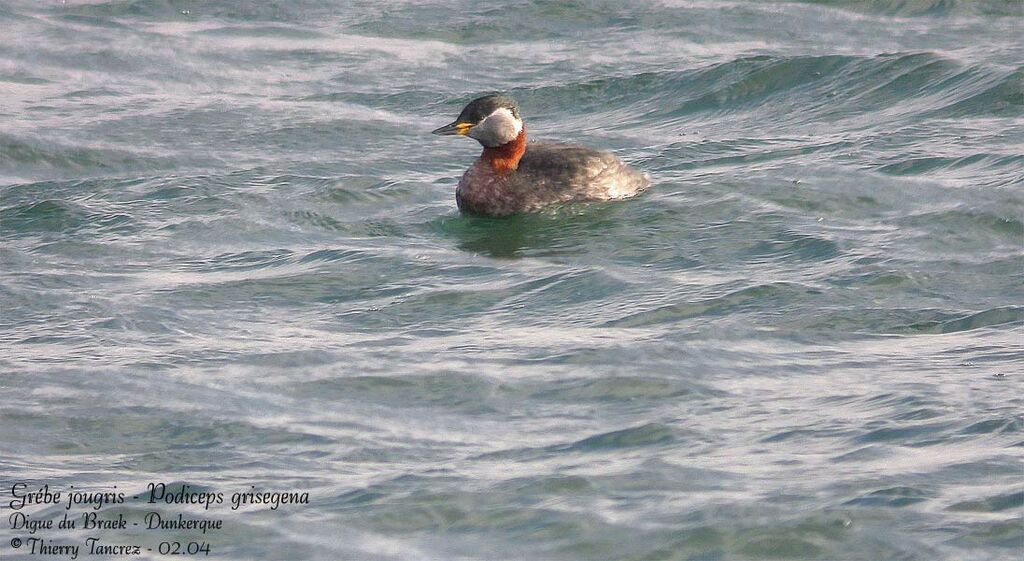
[1,1,1022,559]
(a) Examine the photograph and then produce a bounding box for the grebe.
[433,94,649,216]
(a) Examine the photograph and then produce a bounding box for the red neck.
[481,127,527,176]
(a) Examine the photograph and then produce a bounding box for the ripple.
[291,373,496,413]
[604,283,821,328]
[959,416,1024,435]
[890,307,1024,335]
[845,486,932,508]
[566,423,676,451]
[0,199,92,233]
[0,134,173,177]
[948,491,1024,513]
[796,0,1024,16]
[526,376,705,402]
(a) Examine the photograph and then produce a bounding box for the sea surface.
[1,1,1022,560]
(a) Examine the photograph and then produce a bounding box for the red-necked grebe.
[433,94,649,216]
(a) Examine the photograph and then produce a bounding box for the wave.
[572,52,1016,125]
[793,0,1024,17]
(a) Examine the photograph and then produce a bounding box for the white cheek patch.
[491,108,523,137]
[470,108,523,147]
